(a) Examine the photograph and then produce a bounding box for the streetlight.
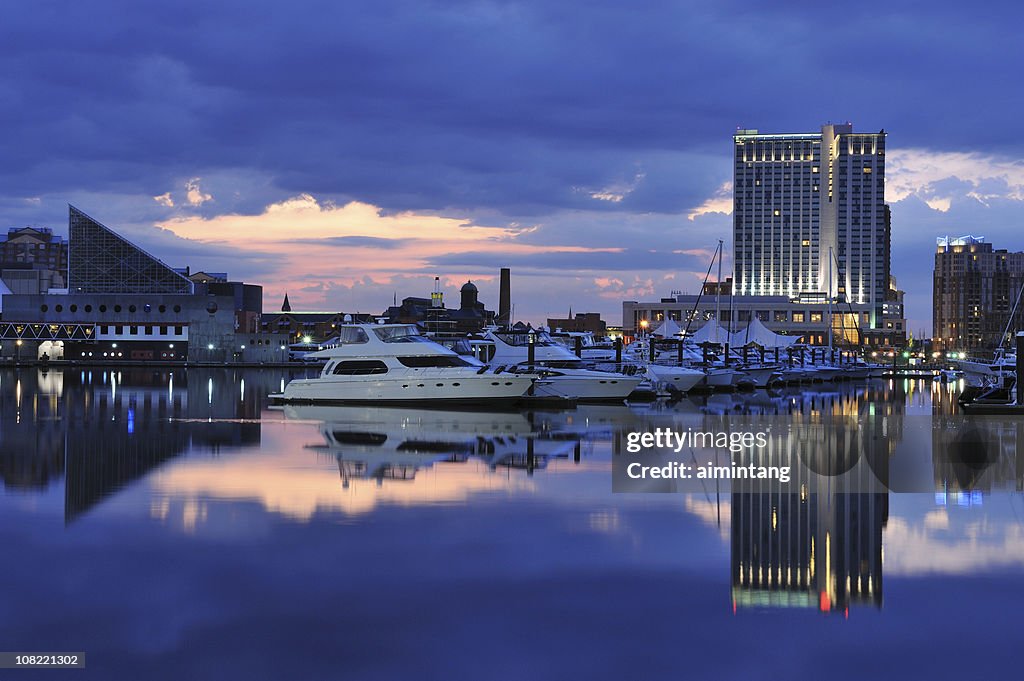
[15,339,22,364]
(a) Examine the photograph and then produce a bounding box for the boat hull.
[732,366,779,388]
[279,373,535,404]
[645,365,706,393]
[704,368,735,388]
[532,374,643,401]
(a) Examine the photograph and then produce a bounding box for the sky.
[3,0,1024,332]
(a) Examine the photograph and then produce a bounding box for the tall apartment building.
[933,236,1024,351]
[733,124,903,346]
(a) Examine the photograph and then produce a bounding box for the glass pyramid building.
[67,206,193,294]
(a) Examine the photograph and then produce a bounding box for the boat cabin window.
[332,360,389,375]
[496,332,556,347]
[396,440,476,454]
[373,326,428,343]
[331,431,388,445]
[445,338,473,355]
[534,360,583,369]
[337,327,370,344]
[397,355,474,368]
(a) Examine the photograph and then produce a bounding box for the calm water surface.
[1,368,1022,680]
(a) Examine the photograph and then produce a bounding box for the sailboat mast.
[999,278,1024,350]
[827,246,833,353]
[715,239,723,345]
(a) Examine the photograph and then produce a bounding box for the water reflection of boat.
[287,404,582,480]
[284,404,535,437]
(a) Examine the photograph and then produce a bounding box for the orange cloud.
[156,194,623,309]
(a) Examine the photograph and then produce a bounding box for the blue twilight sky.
[3,0,1024,331]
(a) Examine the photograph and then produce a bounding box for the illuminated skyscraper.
[733,125,901,343]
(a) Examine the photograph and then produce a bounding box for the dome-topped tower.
[460,280,478,310]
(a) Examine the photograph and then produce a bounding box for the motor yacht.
[954,350,1017,388]
[274,324,536,405]
[731,364,781,388]
[547,330,618,362]
[484,330,642,401]
[643,363,707,393]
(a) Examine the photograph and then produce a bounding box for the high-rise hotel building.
[732,124,904,345]
[623,123,906,347]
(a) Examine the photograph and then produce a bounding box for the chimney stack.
[499,268,511,328]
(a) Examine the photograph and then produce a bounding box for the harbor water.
[1,367,1023,679]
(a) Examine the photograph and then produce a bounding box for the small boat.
[703,366,735,389]
[780,366,817,383]
[643,363,707,394]
[732,364,781,388]
[934,368,964,383]
[810,364,844,382]
[954,351,1016,388]
[484,330,642,401]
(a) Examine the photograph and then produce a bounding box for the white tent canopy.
[728,317,799,349]
[650,318,686,338]
[688,319,731,345]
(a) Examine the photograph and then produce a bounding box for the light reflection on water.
[1,367,1023,679]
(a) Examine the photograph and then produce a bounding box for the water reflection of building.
[0,368,290,521]
[731,481,887,613]
[0,371,65,489]
[729,410,890,614]
[931,415,1024,493]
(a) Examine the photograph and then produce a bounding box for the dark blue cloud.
[4,0,1023,218]
[4,0,1024,326]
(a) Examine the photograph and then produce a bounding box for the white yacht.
[732,364,781,388]
[954,350,1016,388]
[275,324,536,405]
[643,363,707,393]
[702,365,736,388]
[547,330,618,362]
[618,337,726,392]
[484,330,642,401]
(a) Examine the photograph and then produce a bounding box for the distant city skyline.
[5,1,1024,334]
